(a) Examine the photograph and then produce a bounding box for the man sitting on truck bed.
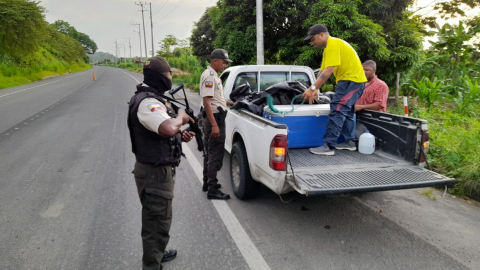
[302,24,367,156]
[355,60,389,113]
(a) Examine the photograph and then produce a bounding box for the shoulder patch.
[147,103,162,112]
[205,81,213,88]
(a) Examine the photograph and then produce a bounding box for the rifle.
[168,83,204,153]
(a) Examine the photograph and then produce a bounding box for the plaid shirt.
[355,76,389,112]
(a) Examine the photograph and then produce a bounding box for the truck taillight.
[270,135,288,170]
[421,130,429,162]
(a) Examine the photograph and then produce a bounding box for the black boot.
[202,179,221,192]
[207,188,230,200]
[161,249,177,263]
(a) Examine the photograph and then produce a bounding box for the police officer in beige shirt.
[200,49,233,200]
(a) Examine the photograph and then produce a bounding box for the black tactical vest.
[128,85,182,166]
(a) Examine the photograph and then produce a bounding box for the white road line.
[0,71,87,99]
[121,70,140,84]
[183,144,271,270]
[81,81,95,90]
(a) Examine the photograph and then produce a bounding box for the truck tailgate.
[286,149,455,196]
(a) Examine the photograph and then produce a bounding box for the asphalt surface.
[0,66,479,270]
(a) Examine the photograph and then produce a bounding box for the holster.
[217,106,228,119]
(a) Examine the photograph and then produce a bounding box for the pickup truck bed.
[287,148,455,196]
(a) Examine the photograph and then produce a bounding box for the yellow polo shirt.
[320,37,367,83]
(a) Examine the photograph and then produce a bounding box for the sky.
[39,0,478,57]
[40,0,218,57]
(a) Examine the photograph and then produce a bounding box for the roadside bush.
[454,75,480,116]
[419,108,480,195]
[0,48,90,89]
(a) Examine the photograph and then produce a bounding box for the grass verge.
[387,99,480,200]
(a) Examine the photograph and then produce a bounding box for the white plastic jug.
[358,130,375,154]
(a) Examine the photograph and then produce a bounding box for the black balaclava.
[143,57,172,95]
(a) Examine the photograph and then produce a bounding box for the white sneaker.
[310,144,335,156]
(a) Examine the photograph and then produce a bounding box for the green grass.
[114,57,205,91]
[387,100,480,198]
[420,189,437,200]
[0,49,91,90]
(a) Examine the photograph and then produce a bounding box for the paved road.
[1,66,479,270]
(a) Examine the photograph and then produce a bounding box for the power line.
[154,0,185,24]
[153,0,169,16]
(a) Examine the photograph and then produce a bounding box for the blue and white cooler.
[263,104,355,149]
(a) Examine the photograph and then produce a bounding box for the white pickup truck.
[210,65,455,200]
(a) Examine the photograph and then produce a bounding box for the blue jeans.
[323,80,365,147]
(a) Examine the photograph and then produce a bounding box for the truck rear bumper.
[287,149,455,196]
[287,166,455,196]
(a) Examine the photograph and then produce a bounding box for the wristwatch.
[310,85,317,91]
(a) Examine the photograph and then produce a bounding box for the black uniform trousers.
[133,161,175,270]
[202,113,226,189]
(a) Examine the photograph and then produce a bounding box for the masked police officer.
[128,57,195,270]
[200,49,233,200]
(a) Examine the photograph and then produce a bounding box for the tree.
[429,21,479,63]
[209,0,257,64]
[432,0,480,19]
[208,0,312,64]
[156,35,179,59]
[42,24,86,63]
[299,0,391,68]
[191,7,217,63]
[0,0,47,59]
[51,20,98,54]
[193,0,426,86]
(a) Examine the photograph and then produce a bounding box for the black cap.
[144,57,171,74]
[211,49,233,63]
[303,24,328,41]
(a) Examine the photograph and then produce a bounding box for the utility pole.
[121,44,126,63]
[136,2,148,61]
[150,2,155,58]
[256,0,264,65]
[132,23,142,62]
[124,37,132,63]
[115,39,118,66]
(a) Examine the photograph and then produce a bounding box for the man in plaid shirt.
[355,60,389,112]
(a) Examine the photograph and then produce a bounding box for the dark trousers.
[202,113,226,189]
[133,161,175,270]
[324,80,365,147]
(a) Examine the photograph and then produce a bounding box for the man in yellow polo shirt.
[302,24,367,156]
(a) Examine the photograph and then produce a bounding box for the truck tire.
[230,141,260,200]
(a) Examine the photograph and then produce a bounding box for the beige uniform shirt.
[199,66,227,113]
[137,98,171,134]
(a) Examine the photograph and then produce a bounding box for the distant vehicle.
[207,65,455,200]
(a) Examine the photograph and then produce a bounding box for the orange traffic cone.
[93,72,97,81]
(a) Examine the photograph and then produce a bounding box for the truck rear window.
[291,72,312,88]
[260,72,288,91]
[234,72,258,91]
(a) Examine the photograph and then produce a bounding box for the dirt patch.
[171,68,190,76]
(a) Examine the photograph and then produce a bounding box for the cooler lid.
[264,104,330,117]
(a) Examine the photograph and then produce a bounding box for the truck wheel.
[230,141,260,200]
